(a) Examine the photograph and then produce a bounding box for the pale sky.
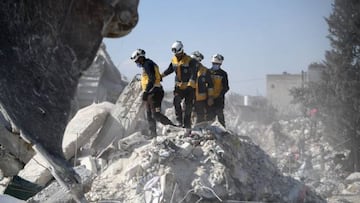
[103,0,333,96]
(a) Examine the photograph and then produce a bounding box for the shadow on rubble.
[3,176,43,200]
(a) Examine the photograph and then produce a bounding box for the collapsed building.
[1,45,359,203]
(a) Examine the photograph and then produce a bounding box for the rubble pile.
[3,95,355,202]
[83,122,324,203]
[228,118,360,202]
[21,110,325,203]
[3,96,360,202]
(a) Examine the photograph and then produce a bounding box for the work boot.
[174,120,183,127]
[145,130,157,139]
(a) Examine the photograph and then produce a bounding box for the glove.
[207,97,214,106]
[142,91,149,101]
[160,73,165,81]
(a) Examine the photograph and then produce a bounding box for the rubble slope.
[84,122,324,203]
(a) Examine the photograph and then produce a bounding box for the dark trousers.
[194,100,208,124]
[173,87,194,128]
[207,96,225,127]
[146,87,174,134]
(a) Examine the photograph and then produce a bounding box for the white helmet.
[171,41,184,54]
[211,54,224,64]
[190,51,204,62]
[130,49,145,61]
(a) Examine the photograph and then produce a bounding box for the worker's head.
[190,51,204,62]
[131,49,146,67]
[211,54,224,70]
[211,54,224,64]
[171,40,184,59]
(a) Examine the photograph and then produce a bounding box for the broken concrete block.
[79,156,97,173]
[18,154,52,187]
[346,182,360,194]
[0,177,11,194]
[0,126,35,166]
[19,102,112,187]
[179,142,193,157]
[345,172,360,184]
[160,173,177,203]
[91,76,145,156]
[117,131,146,151]
[63,102,114,159]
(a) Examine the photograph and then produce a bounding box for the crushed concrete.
[84,122,325,203]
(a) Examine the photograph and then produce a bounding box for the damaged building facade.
[266,65,323,117]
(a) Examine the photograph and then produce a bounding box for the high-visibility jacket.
[195,64,214,101]
[210,67,229,98]
[162,54,197,90]
[141,58,162,92]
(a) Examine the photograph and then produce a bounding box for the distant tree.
[291,0,360,171]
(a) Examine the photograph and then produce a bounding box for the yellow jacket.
[162,54,197,90]
[195,64,214,101]
[140,58,162,92]
[210,68,229,98]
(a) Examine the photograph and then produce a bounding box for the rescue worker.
[131,49,175,137]
[207,54,229,127]
[161,41,197,128]
[190,51,214,124]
